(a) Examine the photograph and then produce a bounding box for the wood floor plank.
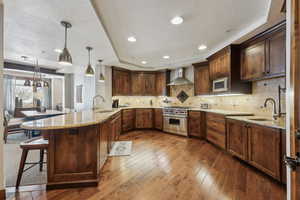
[6,130,286,200]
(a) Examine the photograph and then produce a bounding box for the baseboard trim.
[0,189,5,200]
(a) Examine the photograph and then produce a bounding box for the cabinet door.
[156,72,166,96]
[112,69,131,96]
[144,73,156,95]
[206,113,226,149]
[154,108,163,130]
[209,58,219,80]
[131,72,144,95]
[248,124,281,180]
[188,111,201,138]
[227,119,248,160]
[267,30,286,77]
[99,121,109,169]
[114,114,122,141]
[122,109,135,132]
[218,51,230,78]
[194,65,210,95]
[241,41,266,80]
[135,109,153,129]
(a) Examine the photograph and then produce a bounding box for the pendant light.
[85,46,95,76]
[98,59,105,82]
[58,21,72,66]
[24,79,31,86]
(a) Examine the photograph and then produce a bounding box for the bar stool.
[15,137,48,189]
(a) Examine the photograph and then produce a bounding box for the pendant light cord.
[64,26,67,48]
[88,49,91,65]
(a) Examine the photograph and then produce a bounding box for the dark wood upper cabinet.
[154,108,163,130]
[112,68,170,96]
[240,22,286,81]
[135,109,153,129]
[227,119,248,160]
[193,62,210,95]
[241,40,267,80]
[144,73,156,96]
[112,68,131,96]
[207,45,251,94]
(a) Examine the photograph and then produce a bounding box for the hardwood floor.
[6,130,286,200]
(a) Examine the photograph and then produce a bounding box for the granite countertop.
[188,108,253,116]
[226,116,285,130]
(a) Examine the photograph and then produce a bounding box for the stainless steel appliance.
[212,77,228,92]
[163,107,189,136]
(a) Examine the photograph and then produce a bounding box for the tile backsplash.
[113,77,286,118]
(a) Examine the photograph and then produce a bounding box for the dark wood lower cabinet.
[99,121,109,170]
[122,109,135,132]
[206,113,226,149]
[227,119,248,160]
[247,124,281,181]
[109,113,122,151]
[154,108,163,130]
[188,111,205,138]
[226,119,284,182]
[135,109,153,129]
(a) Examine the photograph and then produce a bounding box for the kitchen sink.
[248,118,272,122]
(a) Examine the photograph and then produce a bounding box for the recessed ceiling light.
[54,49,62,53]
[163,55,170,59]
[141,61,147,64]
[170,16,184,25]
[198,45,207,50]
[128,36,137,42]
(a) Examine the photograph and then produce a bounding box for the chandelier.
[24,59,49,89]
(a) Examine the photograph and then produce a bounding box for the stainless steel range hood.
[168,68,193,86]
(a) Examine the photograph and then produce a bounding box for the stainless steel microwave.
[212,77,228,92]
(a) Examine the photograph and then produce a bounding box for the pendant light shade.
[85,46,95,76]
[58,21,72,66]
[43,81,49,87]
[24,79,31,86]
[98,59,105,82]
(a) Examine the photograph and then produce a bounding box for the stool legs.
[16,149,28,189]
[39,149,44,172]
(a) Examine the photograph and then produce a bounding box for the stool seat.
[16,137,48,189]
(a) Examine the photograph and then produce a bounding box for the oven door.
[213,77,228,92]
[163,116,188,136]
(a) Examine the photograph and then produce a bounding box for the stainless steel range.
[163,107,189,136]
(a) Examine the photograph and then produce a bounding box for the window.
[15,79,34,107]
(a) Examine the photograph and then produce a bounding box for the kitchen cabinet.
[247,124,281,181]
[188,111,205,138]
[207,45,251,94]
[240,41,267,80]
[227,119,248,160]
[154,108,163,130]
[109,113,122,151]
[193,62,210,95]
[112,68,131,96]
[155,71,170,96]
[135,109,153,129]
[206,113,226,149]
[99,120,110,169]
[209,49,230,80]
[240,22,286,81]
[131,72,156,96]
[122,109,135,132]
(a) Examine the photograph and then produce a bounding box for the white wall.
[95,65,112,109]
[0,0,5,191]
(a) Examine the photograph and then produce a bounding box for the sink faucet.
[93,95,105,110]
[263,98,278,120]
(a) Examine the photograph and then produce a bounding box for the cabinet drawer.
[206,113,225,123]
[207,119,225,133]
[207,128,226,149]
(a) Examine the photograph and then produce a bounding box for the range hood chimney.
[168,68,193,86]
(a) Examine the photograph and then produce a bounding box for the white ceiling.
[3,0,285,73]
[4,0,118,74]
[91,0,285,69]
